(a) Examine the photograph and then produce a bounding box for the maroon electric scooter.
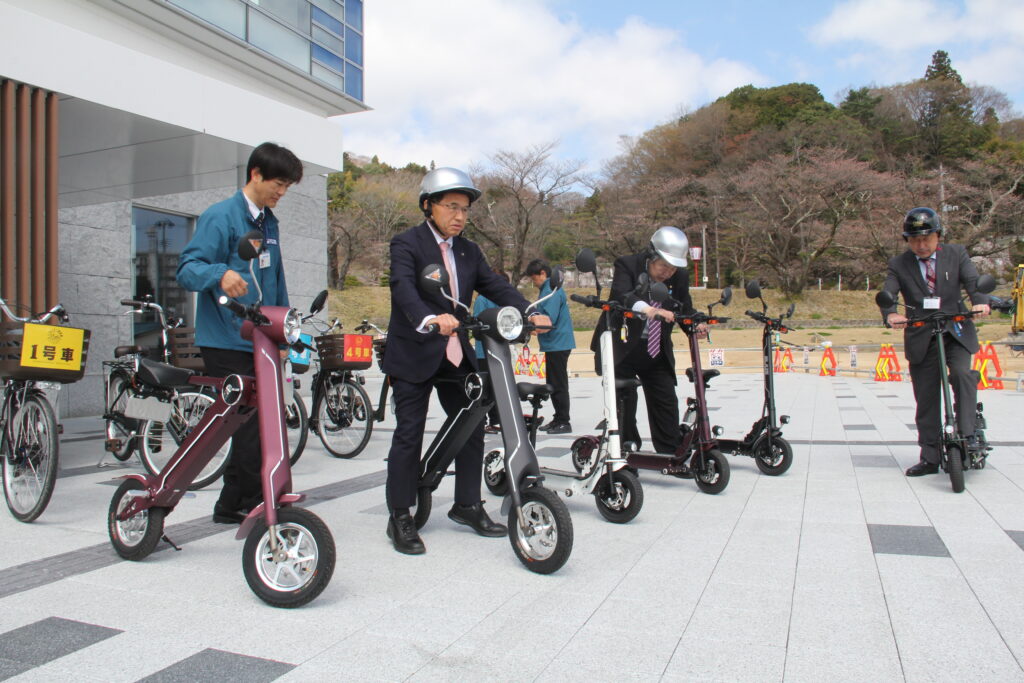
[106,231,336,608]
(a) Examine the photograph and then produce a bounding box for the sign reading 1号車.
[19,323,85,371]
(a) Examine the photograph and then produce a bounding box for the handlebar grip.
[570,294,594,305]
[217,295,247,318]
[745,310,756,317]
[425,323,440,334]
[120,299,145,307]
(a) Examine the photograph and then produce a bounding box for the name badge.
[259,251,271,269]
[266,238,278,246]
[923,297,940,309]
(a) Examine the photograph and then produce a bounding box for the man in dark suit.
[879,207,990,476]
[591,226,699,454]
[383,167,551,554]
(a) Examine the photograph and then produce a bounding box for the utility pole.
[712,195,721,288]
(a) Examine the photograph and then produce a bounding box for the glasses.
[434,201,471,216]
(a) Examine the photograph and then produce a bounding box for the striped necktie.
[920,257,935,294]
[647,301,661,358]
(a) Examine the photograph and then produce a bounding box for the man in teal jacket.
[176,142,302,524]
[526,259,575,433]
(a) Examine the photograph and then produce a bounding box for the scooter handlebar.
[570,294,596,306]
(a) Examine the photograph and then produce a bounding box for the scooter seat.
[136,358,195,389]
[114,345,146,358]
[615,378,642,390]
[517,382,552,401]
[685,368,721,384]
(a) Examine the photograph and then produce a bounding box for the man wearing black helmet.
[879,207,990,477]
[591,226,700,454]
[382,167,551,555]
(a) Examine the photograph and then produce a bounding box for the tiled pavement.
[0,371,1022,682]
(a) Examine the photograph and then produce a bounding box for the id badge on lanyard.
[923,297,940,310]
[259,251,271,269]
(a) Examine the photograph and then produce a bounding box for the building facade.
[0,0,368,415]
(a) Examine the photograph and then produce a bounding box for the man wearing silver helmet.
[591,226,700,454]
[382,167,551,555]
[879,207,989,477]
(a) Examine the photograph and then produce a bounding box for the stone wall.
[56,173,328,417]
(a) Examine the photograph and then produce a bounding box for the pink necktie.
[439,242,463,367]
[921,257,936,294]
[647,301,661,357]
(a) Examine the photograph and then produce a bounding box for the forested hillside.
[328,51,1023,296]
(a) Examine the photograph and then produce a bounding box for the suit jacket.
[589,252,694,373]
[879,243,987,364]
[383,222,530,383]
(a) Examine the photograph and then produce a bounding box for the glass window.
[312,62,344,91]
[346,0,363,32]
[312,44,344,73]
[345,61,363,101]
[169,0,245,39]
[131,208,195,347]
[251,0,311,33]
[312,25,344,54]
[344,25,362,65]
[312,6,344,35]
[310,0,343,21]
[248,8,311,72]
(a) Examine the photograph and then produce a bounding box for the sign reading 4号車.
[19,323,85,371]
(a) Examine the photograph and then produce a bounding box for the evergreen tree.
[920,50,976,163]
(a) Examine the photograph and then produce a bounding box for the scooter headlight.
[712,425,724,436]
[494,306,524,341]
[283,308,302,344]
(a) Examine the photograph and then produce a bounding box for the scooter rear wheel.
[753,435,793,476]
[108,478,165,561]
[692,449,730,494]
[508,486,573,574]
[242,506,335,608]
[945,442,965,493]
[594,468,643,523]
[483,449,508,496]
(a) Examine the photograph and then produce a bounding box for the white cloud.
[334,0,764,173]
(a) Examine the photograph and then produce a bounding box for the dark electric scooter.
[107,231,336,608]
[412,265,573,574]
[716,280,795,475]
[875,274,997,493]
[619,275,734,494]
[484,250,644,524]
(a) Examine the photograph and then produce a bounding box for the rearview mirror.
[976,274,996,295]
[549,266,564,290]
[875,290,897,308]
[786,303,795,318]
[720,287,732,307]
[420,264,448,292]
[745,280,761,299]
[649,281,670,303]
[310,289,328,315]
[237,230,264,261]
[575,248,597,274]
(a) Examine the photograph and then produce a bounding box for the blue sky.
[338,0,1024,176]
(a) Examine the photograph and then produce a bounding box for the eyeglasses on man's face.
[434,201,471,215]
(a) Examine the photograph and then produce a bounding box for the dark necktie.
[254,211,265,232]
[920,257,935,294]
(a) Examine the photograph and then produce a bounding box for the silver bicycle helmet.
[650,226,689,267]
[418,167,482,206]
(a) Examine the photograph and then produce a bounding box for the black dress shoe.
[448,502,507,537]
[538,422,554,432]
[906,460,939,477]
[212,503,246,524]
[546,422,572,435]
[387,513,425,555]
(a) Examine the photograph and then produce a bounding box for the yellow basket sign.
[19,323,86,372]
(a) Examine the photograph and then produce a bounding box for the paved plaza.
[1,370,1023,682]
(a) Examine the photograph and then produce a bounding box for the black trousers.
[616,351,679,454]
[200,347,261,510]
[544,349,571,424]
[909,333,978,464]
[386,358,484,510]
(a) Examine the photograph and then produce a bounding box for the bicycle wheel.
[316,378,373,458]
[2,393,59,522]
[104,370,138,461]
[286,389,308,466]
[139,390,230,490]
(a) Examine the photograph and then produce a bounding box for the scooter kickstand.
[161,535,182,552]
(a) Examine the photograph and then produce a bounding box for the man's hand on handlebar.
[647,306,676,323]
[428,313,460,336]
[220,270,248,298]
[972,303,991,318]
[887,312,908,329]
[695,322,709,339]
[530,314,553,332]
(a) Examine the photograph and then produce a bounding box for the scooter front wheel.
[693,449,730,494]
[753,435,793,476]
[483,449,508,496]
[594,468,643,523]
[242,506,335,608]
[944,442,965,493]
[508,486,573,574]
[108,479,165,561]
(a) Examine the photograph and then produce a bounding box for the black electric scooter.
[717,280,795,475]
[411,265,573,574]
[875,274,997,493]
